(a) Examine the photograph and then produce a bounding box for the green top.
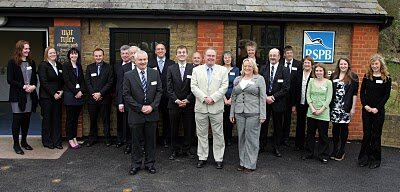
[306,78,333,121]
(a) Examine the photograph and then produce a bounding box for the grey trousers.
[236,113,261,169]
[195,112,225,162]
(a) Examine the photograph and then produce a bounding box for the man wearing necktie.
[85,48,114,147]
[148,43,175,148]
[259,48,290,157]
[166,45,195,160]
[191,48,228,169]
[114,45,133,154]
[281,45,302,147]
[123,50,162,175]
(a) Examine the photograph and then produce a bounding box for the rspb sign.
[303,31,335,63]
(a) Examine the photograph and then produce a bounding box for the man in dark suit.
[281,45,302,147]
[148,43,175,148]
[237,40,265,71]
[114,45,133,154]
[259,48,290,157]
[123,50,162,175]
[85,48,114,147]
[167,45,195,160]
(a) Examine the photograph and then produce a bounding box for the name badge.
[291,67,297,71]
[58,70,62,73]
[153,67,158,70]
[76,84,80,89]
[321,86,327,91]
[249,81,255,85]
[151,81,157,85]
[26,66,32,70]
[91,73,97,77]
[333,79,340,83]
[376,80,383,84]
[277,79,284,83]
[187,75,192,79]
[229,72,236,76]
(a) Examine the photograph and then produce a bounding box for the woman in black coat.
[38,46,64,149]
[7,40,38,155]
[62,48,86,149]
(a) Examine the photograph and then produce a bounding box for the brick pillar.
[54,18,84,138]
[197,20,224,64]
[349,24,379,139]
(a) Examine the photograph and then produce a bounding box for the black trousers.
[332,122,349,154]
[116,108,130,144]
[159,97,170,143]
[65,105,83,140]
[223,104,233,143]
[88,103,111,142]
[260,106,283,150]
[305,117,329,159]
[12,112,31,145]
[295,104,308,149]
[282,105,292,142]
[40,99,62,146]
[358,110,385,165]
[131,121,157,168]
[169,108,194,152]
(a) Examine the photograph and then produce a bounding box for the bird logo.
[304,32,332,49]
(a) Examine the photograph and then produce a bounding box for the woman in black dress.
[7,40,38,155]
[358,54,391,169]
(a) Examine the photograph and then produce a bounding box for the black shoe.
[129,167,140,175]
[237,165,245,171]
[21,143,33,150]
[169,151,177,160]
[301,154,313,160]
[215,161,223,169]
[115,142,123,148]
[369,163,380,169]
[330,150,338,160]
[181,151,195,159]
[163,140,169,148]
[105,140,112,147]
[124,145,131,154]
[55,145,63,149]
[145,166,156,174]
[197,160,207,168]
[13,145,24,155]
[320,158,328,164]
[85,141,95,147]
[334,151,345,161]
[44,145,55,149]
[273,148,282,157]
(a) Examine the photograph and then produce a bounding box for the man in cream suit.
[191,48,228,169]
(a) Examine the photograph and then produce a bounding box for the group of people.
[7,39,391,175]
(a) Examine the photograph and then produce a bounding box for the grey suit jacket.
[190,64,228,114]
[230,74,266,119]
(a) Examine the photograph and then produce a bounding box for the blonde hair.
[43,46,56,61]
[240,58,259,77]
[366,53,389,82]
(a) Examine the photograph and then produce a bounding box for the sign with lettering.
[303,31,335,63]
[54,26,80,64]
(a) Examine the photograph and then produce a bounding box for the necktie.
[269,65,274,93]
[97,64,101,75]
[180,65,185,81]
[75,67,79,79]
[141,70,147,103]
[286,62,291,74]
[207,67,212,86]
[158,60,164,72]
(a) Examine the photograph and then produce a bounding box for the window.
[110,28,170,65]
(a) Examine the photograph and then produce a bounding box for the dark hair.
[12,40,31,65]
[312,63,328,78]
[284,45,293,53]
[331,57,356,84]
[93,48,104,55]
[221,51,236,67]
[67,47,81,63]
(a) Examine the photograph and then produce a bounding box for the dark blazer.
[85,61,114,104]
[123,68,162,124]
[360,74,391,112]
[114,61,132,106]
[148,58,175,95]
[38,61,64,99]
[329,72,359,113]
[62,61,86,105]
[166,63,195,110]
[291,70,312,107]
[7,59,39,112]
[260,62,291,112]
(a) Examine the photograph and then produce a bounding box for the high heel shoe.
[21,143,33,150]
[69,140,78,149]
[13,145,24,155]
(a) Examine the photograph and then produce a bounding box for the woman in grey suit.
[230,58,266,172]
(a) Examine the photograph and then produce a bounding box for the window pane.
[266,26,281,47]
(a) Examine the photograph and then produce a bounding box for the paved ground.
[0,140,399,192]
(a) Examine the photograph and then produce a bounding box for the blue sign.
[303,31,335,63]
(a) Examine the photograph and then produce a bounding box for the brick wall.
[196,20,224,64]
